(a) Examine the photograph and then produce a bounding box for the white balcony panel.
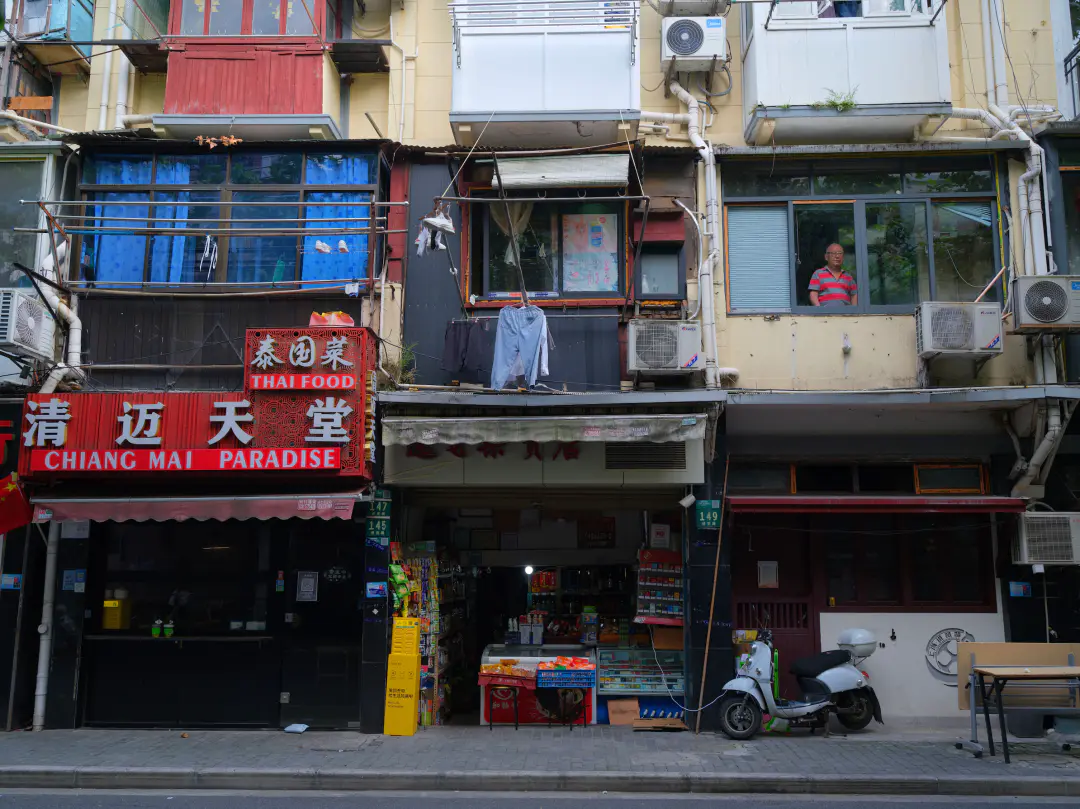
[450,1,641,147]
[742,7,951,146]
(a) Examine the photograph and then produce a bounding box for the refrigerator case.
[479,644,597,726]
[597,648,685,696]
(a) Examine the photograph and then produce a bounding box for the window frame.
[470,195,629,301]
[723,156,1002,316]
[170,0,322,38]
[635,242,687,302]
[76,148,382,288]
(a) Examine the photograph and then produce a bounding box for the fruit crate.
[536,669,597,689]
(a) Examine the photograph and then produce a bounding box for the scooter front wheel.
[718,695,762,740]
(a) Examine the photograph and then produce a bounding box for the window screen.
[727,206,791,311]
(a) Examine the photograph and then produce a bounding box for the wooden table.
[973,665,1080,763]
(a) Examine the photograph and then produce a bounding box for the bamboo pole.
[694,452,730,734]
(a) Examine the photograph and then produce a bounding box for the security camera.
[679,494,697,509]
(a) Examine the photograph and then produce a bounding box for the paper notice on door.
[296,570,319,602]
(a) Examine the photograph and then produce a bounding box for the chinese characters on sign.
[21,327,375,479]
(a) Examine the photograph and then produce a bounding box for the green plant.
[378,341,417,390]
[778,103,792,110]
[822,88,858,113]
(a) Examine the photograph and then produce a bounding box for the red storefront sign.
[20,328,376,480]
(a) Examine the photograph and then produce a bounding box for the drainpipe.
[98,0,119,130]
[32,522,61,731]
[675,199,704,319]
[988,0,1009,108]
[0,111,75,135]
[981,0,997,105]
[118,114,153,129]
[114,0,134,127]
[388,16,418,143]
[642,82,722,389]
[37,243,85,394]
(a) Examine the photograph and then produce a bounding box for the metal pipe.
[0,110,75,135]
[437,195,648,204]
[114,0,134,126]
[675,198,704,320]
[98,0,119,130]
[87,363,243,371]
[32,522,61,731]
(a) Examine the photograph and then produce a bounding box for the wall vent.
[605,442,686,471]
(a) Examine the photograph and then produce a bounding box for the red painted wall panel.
[164,45,324,116]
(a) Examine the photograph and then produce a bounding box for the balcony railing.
[14,0,94,72]
[16,198,409,290]
[1066,40,1080,120]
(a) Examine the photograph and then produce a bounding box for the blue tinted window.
[83,155,152,185]
[155,154,227,185]
[305,153,377,185]
[80,192,150,285]
[227,192,300,283]
[302,191,371,285]
[230,153,302,184]
[149,191,222,283]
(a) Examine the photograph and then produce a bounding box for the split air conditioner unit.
[1014,512,1080,565]
[1011,275,1080,332]
[661,17,728,72]
[915,301,1003,359]
[0,288,56,363]
[628,320,701,374]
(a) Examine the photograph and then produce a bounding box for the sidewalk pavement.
[1,724,1079,796]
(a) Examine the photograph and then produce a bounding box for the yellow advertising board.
[391,616,420,655]
[383,652,421,736]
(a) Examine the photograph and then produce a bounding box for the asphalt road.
[0,793,1075,808]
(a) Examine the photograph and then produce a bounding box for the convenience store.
[379,390,726,727]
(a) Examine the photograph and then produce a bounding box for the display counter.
[479,643,597,726]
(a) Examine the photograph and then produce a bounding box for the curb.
[2,767,1080,796]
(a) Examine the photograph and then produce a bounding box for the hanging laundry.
[490,306,549,390]
[441,319,489,373]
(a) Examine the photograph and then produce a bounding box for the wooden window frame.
[76,149,381,288]
[170,0,323,38]
[914,463,987,495]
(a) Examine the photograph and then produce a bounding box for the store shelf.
[599,688,684,696]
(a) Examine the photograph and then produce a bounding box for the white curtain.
[489,201,534,265]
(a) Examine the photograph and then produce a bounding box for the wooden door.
[731,516,818,701]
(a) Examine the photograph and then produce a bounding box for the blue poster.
[1,573,22,590]
[1009,581,1033,598]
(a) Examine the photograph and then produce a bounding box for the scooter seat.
[789,649,851,678]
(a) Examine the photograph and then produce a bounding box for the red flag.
[0,472,32,536]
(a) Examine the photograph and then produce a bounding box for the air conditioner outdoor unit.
[628,319,701,374]
[0,289,57,363]
[661,17,728,72]
[1011,275,1080,332]
[1014,512,1080,565]
[915,301,1003,359]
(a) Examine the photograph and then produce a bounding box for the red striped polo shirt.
[809,267,857,305]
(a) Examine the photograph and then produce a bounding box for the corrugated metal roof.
[716,141,1024,157]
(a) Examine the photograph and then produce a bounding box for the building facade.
[0,0,1077,733]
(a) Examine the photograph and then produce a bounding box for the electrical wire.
[648,626,727,714]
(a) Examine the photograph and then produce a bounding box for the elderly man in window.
[808,244,858,307]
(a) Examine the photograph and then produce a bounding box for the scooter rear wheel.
[718,695,762,740]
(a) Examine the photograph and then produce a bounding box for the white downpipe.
[98,0,119,130]
[388,16,418,143]
[32,522,61,731]
[988,0,1009,107]
[0,110,75,135]
[38,243,84,394]
[675,199,704,320]
[1013,338,1062,496]
[114,0,134,126]
[666,81,720,389]
[981,0,997,105]
[949,107,1005,133]
[118,114,153,129]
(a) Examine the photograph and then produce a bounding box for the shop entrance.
[280,522,366,729]
[392,494,688,728]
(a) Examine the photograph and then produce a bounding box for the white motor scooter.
[716,628,883,740]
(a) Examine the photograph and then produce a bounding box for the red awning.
[31,493,364,523]
[726,495,1026,514]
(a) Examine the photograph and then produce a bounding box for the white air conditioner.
[628,320,701,373]
[1011,275,1080,331]
[1015,512,1080,565]
[661,17,728,72]
[915,301,1003,359]
[0,289,57,363]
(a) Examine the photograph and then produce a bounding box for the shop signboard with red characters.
[19,328,377,481]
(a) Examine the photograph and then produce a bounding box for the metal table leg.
[978,672,996,757]
[488,687,494,731]
[995,678,1010,764]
